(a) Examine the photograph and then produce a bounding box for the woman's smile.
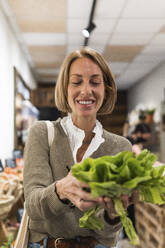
[76,100,94,105]
[76,98,96,109]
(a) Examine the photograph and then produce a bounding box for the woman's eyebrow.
[91,74,102,78]
[70,74,102,78]
[70,74,82,77]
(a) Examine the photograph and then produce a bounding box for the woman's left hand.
[102,190,139,220]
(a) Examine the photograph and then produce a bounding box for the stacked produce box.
[135,202,165,248]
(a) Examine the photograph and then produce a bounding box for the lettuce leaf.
[71,149,165,245]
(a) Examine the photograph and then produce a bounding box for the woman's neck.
[71,115,96,133]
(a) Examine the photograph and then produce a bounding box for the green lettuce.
[71,149,165,245]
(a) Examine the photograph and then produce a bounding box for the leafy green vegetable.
[114,198,140,245]
[71,149,165,246]
[79,206,104,230]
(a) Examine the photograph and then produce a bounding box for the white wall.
[0,7,37,162]
[128,63,165,162]
[128,63,165,122]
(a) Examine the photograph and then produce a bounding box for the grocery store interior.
[0,0,165,248]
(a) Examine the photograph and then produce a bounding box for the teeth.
[78,100,93,105]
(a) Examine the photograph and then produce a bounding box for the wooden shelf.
[31,86,55,107]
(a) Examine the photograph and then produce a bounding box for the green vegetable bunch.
[71,149,165,245]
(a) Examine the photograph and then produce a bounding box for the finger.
[121,195,129,209]
[66,177,90,195]
[68,186,96,203]
[66,172,88,187]
[103,196,111,203]
[103,197,116,213]
[69,172,88,187]
[131,190,139,204]
[77,199,99,211]
[101,198,106,209]
[79,181,90,188]
[103,197,119,219]
[68,192,100,211]
[71,178,89,187]
[68,170,72,175]
[70,187,91,199]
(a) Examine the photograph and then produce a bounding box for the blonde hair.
[55,47,117,115]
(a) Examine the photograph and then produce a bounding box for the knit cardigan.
[23,119,132,247]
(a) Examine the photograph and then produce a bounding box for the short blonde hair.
[55,47,117,115]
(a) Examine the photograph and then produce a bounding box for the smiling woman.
[67,57,105,123]
[23,47,137,248]
[55,47,117,116]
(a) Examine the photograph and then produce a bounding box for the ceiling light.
[82,22,96,38]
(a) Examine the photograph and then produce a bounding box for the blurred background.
[0,1,165,247]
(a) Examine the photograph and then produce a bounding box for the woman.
[24,47,139,248]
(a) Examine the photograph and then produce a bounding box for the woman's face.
[67,57,105,119]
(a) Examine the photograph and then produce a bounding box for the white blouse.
[60,114,105,163]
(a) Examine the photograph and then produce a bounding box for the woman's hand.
[132,144,142,156]
[102,190,139,220]
[55,171,102,211]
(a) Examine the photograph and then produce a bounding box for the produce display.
[3,166,23,182]
[0,170,23,221]
[71,149,165,245]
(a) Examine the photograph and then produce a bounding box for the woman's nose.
[80,82,92,95]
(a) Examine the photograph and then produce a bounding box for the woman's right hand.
[55,171,103,211]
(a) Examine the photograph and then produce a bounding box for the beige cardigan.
[23,119,131,247]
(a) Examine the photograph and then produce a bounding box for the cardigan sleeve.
[93,208,123,247]
[23,121,73,220]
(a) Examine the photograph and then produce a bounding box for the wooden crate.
[135,202,165,248]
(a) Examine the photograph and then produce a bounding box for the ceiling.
[1,0,165,89]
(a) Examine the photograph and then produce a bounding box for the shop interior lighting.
[83,0,97,46]
[82,22,96,38]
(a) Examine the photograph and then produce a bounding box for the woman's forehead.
[69,57,103,76]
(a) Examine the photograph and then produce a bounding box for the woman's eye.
[72,81,82,86]
[90,81,101,86]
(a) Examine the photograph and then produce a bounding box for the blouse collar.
[60,114,105,163]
